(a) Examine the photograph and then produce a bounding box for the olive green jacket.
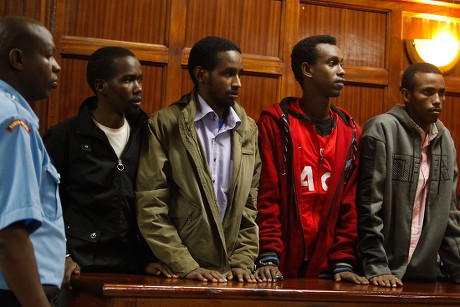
[136,91,260,277]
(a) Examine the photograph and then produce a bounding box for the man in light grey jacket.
[357,62,460,287]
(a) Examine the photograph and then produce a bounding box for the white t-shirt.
[93,117,130,158]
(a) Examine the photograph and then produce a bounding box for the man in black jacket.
[44,47,175,288]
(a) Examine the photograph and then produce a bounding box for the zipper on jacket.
[117,159,125,171]
[318,148,324,188]
[280,111,308,263]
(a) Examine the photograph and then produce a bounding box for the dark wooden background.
[3,0,460,200]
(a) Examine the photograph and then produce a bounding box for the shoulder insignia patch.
[7,119,30,134]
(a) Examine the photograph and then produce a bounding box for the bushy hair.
[291,35,337,86]
[401,62,442,92]
[86,46,136,93]
[188,36,241,86]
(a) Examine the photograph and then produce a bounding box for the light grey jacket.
[357,105,460,283]
[136,91,260,277]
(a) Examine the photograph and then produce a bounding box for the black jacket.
[44,96,152,274]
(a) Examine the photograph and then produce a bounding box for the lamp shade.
[405,34,460,73]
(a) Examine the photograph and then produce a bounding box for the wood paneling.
[299,1,388,68]
[63,0,168,45]
[239,74,280,121]
[56,57,92,121]
[184,0,283,57]
[440,94,460,148]
[0,0,48,22]
[332,85,387,127]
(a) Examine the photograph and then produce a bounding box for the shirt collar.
[195,93,241,130]
[413,121,438,146]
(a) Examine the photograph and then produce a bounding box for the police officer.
[0,16,65,307]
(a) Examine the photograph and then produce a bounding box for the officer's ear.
[9,48,24,71]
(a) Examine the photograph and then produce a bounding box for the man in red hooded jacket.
[255,35,368,284]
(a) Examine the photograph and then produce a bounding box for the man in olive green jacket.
[136,36,260,283]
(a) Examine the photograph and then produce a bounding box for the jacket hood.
[261,96,356,128]
[387,104,447,137]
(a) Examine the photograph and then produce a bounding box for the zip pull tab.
[319,148,324,164]
[117,159,125,171]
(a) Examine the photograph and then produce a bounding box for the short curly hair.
[401,62,442,93]
[188,36,241,86]
[86,46,136,93]
[291,35,337,86]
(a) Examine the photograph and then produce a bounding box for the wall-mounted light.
[405,32,460,73]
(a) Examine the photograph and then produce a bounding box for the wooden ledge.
[69,272,460,307]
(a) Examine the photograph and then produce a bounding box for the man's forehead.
[215,50,243,67]
[414,72,445,86]
[316,43,343,58]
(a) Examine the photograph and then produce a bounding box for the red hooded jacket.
[256,97,362,278]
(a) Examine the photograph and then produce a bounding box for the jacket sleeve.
[255,114,284,262]
[228,130,261,271]
[135,114,199,277]
[357,134,392,279]
[438,145,460,283]
[328,126,361,269]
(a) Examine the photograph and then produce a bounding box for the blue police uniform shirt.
[0,79,66,289]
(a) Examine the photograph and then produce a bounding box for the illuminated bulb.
[413,32,460,67]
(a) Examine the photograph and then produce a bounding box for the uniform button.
[84,144,89,149]
[90,232,97,239]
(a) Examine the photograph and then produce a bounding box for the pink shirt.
[408,123,438,262]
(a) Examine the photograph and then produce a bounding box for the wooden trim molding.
[59,35,169,64]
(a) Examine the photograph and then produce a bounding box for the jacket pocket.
[65,219,101,267]
[66,221,101,243]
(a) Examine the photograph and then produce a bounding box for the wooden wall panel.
[180,68,194,105]
[63,0,168,45]
[56,58,92,121]
[299,2,388,68]
[184,0,282,57]
[139,64,167,114]
[440,94,460,153]
[332,85,387,127]
[0,0,48,22]
[239,74,280,121]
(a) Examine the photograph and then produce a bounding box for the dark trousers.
[0,285,59,307]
